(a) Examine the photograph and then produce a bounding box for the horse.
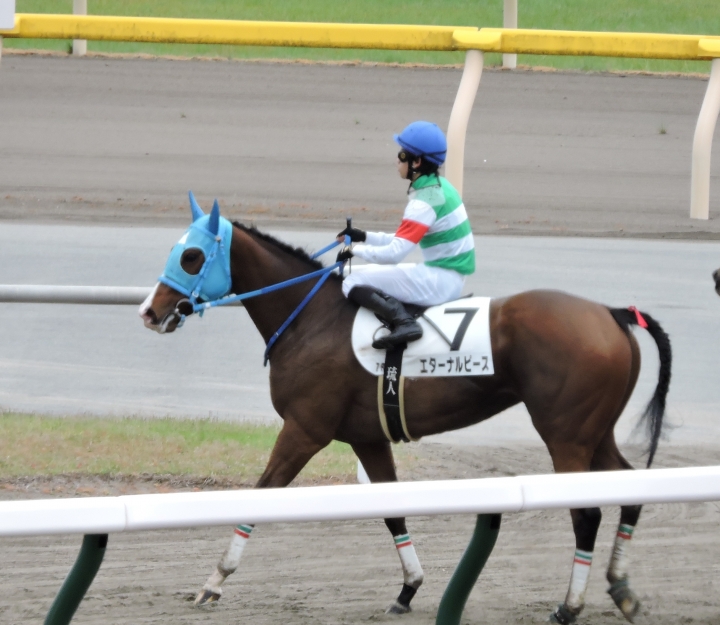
[139,197,671,624]
[714,268,720,296]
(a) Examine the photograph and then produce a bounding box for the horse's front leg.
[195,418,330,605]
[352,441,424,615]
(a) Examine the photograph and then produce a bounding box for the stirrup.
[372,321,422,350]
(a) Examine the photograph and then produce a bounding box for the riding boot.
[348,286,423,350]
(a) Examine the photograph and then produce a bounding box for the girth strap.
[377,346,418,444]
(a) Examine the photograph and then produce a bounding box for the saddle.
[351,296,495,443]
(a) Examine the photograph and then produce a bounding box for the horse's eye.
[182,249,202,262]
[181,248,204,275]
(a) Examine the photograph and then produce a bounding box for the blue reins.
[191,236,348,366]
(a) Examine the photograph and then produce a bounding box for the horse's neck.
[229,228,340,343]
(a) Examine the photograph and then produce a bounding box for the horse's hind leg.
[546,447,602,625]
[352,441,424,615]
[548,436,642,624]
[592,435,643,623]
[607,505,642,623]
[195,419,330,606]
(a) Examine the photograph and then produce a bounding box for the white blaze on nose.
[138,282,160,325]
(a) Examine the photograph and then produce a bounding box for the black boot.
[348,286,423,350]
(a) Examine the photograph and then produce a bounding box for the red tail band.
[628,306,648,329]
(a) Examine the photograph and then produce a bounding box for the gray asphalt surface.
[0,54,718,446]
[1,223,718,447]
[0,54,718,236]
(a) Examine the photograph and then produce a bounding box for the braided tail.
[609,307,672,468]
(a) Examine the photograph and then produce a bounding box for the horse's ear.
[208,199,220,234]
[189,191,204,222]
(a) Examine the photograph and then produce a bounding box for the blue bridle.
[158,192,347,365]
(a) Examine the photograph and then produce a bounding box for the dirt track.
[0,53,719,237]
[2,443,719,625]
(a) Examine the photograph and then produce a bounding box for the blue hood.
[159,192,234,302]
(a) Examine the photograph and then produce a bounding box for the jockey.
[337,121,475,350]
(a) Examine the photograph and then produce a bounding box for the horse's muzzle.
[144,302,193,334]
[138,283,194,333]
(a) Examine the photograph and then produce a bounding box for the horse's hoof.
[194,589,221,606]
[608,579,641,623]
[549,604,577,624]
[385,600,411,615]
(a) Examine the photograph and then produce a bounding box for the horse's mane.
[232,222,327,271]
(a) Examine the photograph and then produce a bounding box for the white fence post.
[445,49,484,196]
[690,58,720,220]
[72,0,87,56]
[503,0,518,69]
[0,0,16,66]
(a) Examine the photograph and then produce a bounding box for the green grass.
[0,413,370,481]
[5,1,719,73]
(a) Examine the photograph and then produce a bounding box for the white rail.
[0,285,244,306]
[0,284,151,305]
[2,466,719,537]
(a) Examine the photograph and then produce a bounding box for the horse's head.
[139,192,234,333]
[714,268,720,296]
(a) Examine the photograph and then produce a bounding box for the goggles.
[398,149,418,164]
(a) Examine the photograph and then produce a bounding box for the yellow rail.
[0,14,477,51]
[455,28,720,60]
[0,14,718,60]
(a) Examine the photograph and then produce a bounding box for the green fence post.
[45,533,108,625]
[436,514,501,625]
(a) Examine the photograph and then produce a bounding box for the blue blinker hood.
[159,191,234,303]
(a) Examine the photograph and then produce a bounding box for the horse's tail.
[609,307,672,469]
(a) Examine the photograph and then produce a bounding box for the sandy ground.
[0,54,719,237]
[2,442,720,625]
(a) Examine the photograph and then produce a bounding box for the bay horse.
[714,268,720,295]
[139,198,671,624]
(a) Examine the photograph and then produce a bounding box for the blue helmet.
[393,121,447,166]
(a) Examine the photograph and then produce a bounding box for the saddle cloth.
[351,296,494,377]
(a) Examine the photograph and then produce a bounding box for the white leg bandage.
[204,524,254,593]
[394,534,424,588]
[565,549,593,611]
[608,524,634,582]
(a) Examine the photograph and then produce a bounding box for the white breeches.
[342,263,465,306]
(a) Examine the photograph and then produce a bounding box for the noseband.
[156,297,194,334]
